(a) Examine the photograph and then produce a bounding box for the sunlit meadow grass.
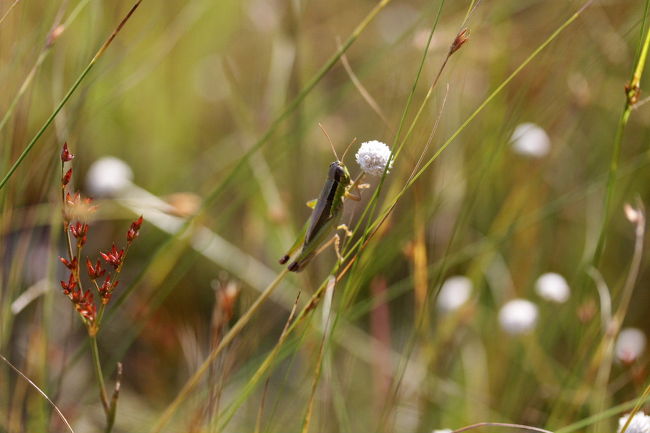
[1,0,650,432]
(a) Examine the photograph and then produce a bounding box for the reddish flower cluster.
[60,256,78,270]
[100,244,125,270]
[58,142,143,329]
[60,273,77,296]
[61,142,74,162]
[69,222,89,247]
[86,259,106,280]
[98,276,119,305]
[127,216,143,243]
[70,288,97,322]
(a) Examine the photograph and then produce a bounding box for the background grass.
[1,0,650,432]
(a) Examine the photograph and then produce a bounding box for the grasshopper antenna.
[341,137,357,162]
[318,123,340,161]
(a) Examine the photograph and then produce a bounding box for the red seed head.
[60,256,78,270]
[100,244,125,269]
[127,215,144,243]
[99,276,118,304]
[86,258,106,280]
[450,28,470,55]
[61,143,74,162]
[69,222,89,247]
[62,168,73,186]
[60,273,77,295]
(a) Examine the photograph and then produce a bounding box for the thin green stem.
[0,0,142,191]
[97,304,107,327]
[593,0,650,264]
[90,335,110,414]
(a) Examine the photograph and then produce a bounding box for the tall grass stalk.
[150,268,289,433]
[0,0,143,191]
[593,0,650,265]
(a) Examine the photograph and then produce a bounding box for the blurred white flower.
[498,299,538,335]
[86,157,133,197]
[510,122,550,158]
[432,430,452,433]
[355,140,393,176]
[534,272,570,303]
[618,411,650,433]
[615,328,647,364]
[437,276,472,312]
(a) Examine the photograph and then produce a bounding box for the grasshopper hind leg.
[288,224,352,272]
[279,220,309,265]
[288,250,315,272]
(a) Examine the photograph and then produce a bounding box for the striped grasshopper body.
[279,160,351,272]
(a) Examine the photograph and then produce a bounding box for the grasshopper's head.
[329,161,351,187]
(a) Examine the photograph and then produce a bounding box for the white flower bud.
[355,140,393,176]
[534,272,570,303]
[437,276,472,312]
[86,157,133,197]
[618,411,650,433]
[498,299,538,335]
[510,123,550,158]
[615,327,647,364]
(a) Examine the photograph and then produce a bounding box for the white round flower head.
[534,272,570,303]
[432,430,453,433]
[618,411,650,433]
[355,140,393,177]
[86,157,134,197]
[498,299,538,335]
[437,276,472,312]
[615,327,647,364]
[510,122,550,158]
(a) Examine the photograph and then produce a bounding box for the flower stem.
[90,335,110,415]
[593,0,650,265]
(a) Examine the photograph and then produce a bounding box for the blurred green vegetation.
[1,0,650,432]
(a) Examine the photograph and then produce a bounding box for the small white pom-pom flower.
[615,328,647,364]
[355,140,393,176]
[535,272,570,303]
[498,299,538,335]
[437,276,472,312]
[86,157,133,197]
[618,411,650,433]
[510,122,550,158]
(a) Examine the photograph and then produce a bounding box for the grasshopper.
[279,127,363,272]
